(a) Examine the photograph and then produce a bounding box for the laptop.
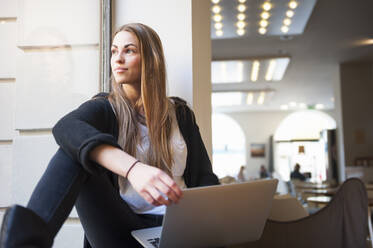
[132,179,278,248]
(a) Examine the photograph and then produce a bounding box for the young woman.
[0,23,219,248]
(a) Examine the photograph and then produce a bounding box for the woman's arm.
[90,144,183,206]
[53,95,182,205]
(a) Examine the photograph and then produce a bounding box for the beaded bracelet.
[125,160,140,179]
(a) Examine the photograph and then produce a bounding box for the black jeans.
[26,148,163,248]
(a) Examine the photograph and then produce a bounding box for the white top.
[118,109,187,215]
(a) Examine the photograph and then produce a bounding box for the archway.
[212,113,246,179]
[273,110,336,182]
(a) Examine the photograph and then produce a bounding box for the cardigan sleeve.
[52,94,121,175]
[189,109,220,186]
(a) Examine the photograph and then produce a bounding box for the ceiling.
[211,0,373,112]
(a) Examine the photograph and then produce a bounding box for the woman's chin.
[115,78,129,85]
[113,77,139,87]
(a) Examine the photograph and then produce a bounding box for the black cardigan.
[52,93,219,189]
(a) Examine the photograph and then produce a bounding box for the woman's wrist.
[88,144,144,179]
[125,160,140,179]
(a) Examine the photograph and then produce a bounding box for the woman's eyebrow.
[111,43,137,49]
[124,43,137,48]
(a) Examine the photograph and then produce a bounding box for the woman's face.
[111,31,141,86]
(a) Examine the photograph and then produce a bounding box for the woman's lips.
[115,68,127,73]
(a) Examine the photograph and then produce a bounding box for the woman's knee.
[47,148,89,181]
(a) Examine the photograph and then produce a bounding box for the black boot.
[0,205,53,248]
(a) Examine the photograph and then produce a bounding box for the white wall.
[0,3,17,234]
[0,0,17,211]
[0,0,101,246]
[225,111,288,179]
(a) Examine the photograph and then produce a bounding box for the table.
[306,196,332,209]
[307,196,332,203]
[293,182,338,202]
[295,183,334,190]
[302,188,338,196]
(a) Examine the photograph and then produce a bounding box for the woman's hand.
[127,162,183,206]
[89,144,182,206]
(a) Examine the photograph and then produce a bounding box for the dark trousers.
[26,148,163,248]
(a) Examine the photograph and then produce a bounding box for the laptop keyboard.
[147,238,160,248]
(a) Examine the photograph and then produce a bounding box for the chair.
[242,178,369,248]
[269,194,308,222]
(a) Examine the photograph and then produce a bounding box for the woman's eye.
[126,49,134,54]
[111,49,117,54]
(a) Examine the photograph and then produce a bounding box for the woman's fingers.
[159,173,183,198]
[140,191,161,206]
[127,162,183,206]
[153,179,180,204]
[146,186,171,206]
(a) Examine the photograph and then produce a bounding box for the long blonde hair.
[108,23,174,174]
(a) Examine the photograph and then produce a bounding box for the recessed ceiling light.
[283,18,292,26]
[211,0,220,4]
[212,58,289,83]
[258,27,267,34]
[214,22,223,29]
[259,19,269,28]
[213,14,223,22]
[216,29,223,36]
[257,92,266,105]
[237,13,246,21]
[238,0,247,3]
[212,61,249,83]
[289,1,298,9]
[236,21,246,29]
[265,60,276,81]
[281,25,289,33]
[237,4,246,12]
[212,5,221,14]
[261,12,270,19]
[251,60,260,81]
[0,21,5,24]
[246,92,254,105]
[237,29,245,36]
[271,57,290,81]
[286,10,295,18]
[262,2,272,11]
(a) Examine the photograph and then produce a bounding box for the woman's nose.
[114,52,125,63]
